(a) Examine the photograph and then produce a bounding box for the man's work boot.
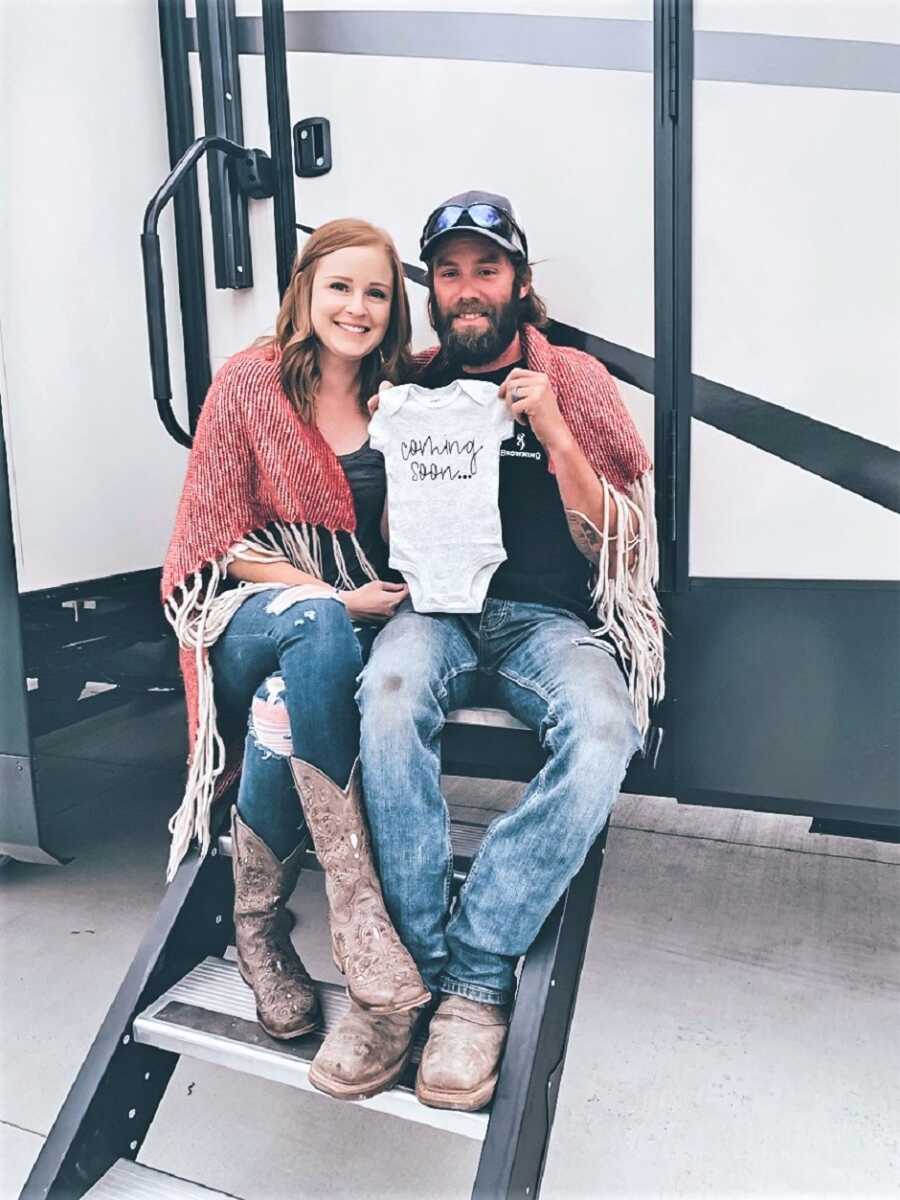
[308,1002,424,1100]
[231,808,320,1040]
[289,757,430,1015]
[415,995,510,1111]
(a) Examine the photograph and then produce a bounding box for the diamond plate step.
[84,1159,240,1199]
[134,957,489,1140]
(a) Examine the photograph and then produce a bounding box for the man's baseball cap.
[419,190,529,262]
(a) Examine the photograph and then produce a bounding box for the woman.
[161,219,429,1099]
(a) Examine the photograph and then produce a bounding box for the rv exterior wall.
[694,0,900,43]
[0,2,190,593]
[690,78,900,580]
[3,0,896,593]
[690,0,900,578]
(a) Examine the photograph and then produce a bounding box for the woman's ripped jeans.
[210,590,377,859]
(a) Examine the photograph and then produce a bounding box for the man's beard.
[432,292,520,368]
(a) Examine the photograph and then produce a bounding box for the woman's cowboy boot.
[308,1002,425,1100]
[231,809,321,1040]
[288,758,431,1015]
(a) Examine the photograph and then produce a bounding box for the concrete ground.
[1,696,898,1199]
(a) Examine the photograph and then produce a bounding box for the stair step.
[134,957,489,1141]
[215,704,530,860]
[84,1158,240,1199]
[445,705,528,731]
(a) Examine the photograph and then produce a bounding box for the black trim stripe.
[299,226,900,515]
[544,321,654,395]
[693,375,900,515]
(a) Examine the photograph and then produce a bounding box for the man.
[318,192,664,1110]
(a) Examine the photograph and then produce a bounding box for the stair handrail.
[141,135,252,449]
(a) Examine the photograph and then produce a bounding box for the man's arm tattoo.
[564,509,610,564]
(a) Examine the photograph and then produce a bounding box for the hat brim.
[420,226,524,263]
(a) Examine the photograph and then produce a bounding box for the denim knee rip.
[249,675,294,758]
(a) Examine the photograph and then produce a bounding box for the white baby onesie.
[369,380,514,613]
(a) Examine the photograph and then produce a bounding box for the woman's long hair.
[264,219,413,421]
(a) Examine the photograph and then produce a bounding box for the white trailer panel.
[690,77,900,579]
[0,1,190,593]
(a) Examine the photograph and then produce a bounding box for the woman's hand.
[342,580,408,623]
[367,379,393,416]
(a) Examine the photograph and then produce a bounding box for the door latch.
[293,117,332,178]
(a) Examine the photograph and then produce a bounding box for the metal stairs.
[134,955,489,1140]
[23,706,613,1200]
[83,1160,239,1199]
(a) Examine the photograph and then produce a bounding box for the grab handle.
[141,136,265,448]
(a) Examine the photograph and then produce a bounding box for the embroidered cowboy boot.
[231,808,321,1040]
[288,757,431,1015]
[415,995,510,1111]
[309,1001,425,1100]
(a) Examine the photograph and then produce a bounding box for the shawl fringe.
[164,520,377,881]
[580,469,666,740]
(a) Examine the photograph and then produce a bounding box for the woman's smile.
[310,243,393,362]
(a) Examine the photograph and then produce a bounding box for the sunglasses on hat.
[420,203,528,260]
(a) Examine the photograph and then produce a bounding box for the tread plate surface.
[134,958,489,1140]
[84,1159,239,1199]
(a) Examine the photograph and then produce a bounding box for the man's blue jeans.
[211,591,376,860]
[357,599,642,1006]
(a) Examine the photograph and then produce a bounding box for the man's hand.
[498,368,573,454]
[367,379,393,416]
[342,580,408,623]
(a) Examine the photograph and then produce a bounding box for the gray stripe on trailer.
[243,11,652,72]
[189,13,900,94]
[695,30,900,95]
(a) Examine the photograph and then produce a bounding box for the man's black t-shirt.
[420,355,593,621]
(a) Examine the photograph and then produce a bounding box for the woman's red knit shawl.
[411,323,652,491]
[161,327,662,877]
[162,344,357,757]
[165,328,658,757]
